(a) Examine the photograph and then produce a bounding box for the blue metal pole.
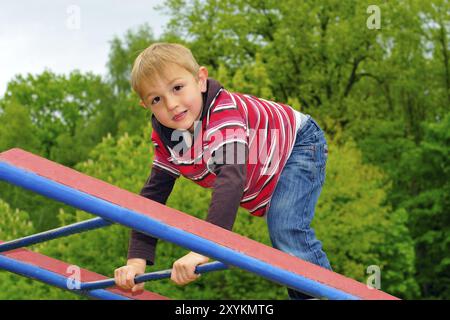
[0,217,112,253]
[0,161,359,300]
[80,261,228,290]
[0,254,129,300]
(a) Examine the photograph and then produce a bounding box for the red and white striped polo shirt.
[151,89,299,217]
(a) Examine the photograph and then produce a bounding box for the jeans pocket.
[293,146,316,183]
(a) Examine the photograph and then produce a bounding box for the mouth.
[173,110,187,121]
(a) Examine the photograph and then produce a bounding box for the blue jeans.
[266,115,332,300]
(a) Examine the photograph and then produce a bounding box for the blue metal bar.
[0,217,112,253]
[80,261,228,290]
[0,254,129,300]
[0,161,359,300]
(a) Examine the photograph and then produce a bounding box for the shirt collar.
[151,78,223,149]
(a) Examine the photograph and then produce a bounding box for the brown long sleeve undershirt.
[127,143,247,265]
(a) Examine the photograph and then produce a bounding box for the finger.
[183,270,194,283]
[126,270,136,288]
[174,264,185,284]
[179,265,191,285]
[114,269,120,286]
[120,269,131,289]
[170,265,179,284]
[117,269,125,288]
[175,265,186,285]
[174,264,188,285]
[182,266,199,284]
[186,265,199,281]
[132,283,144,293]
[115,269,125,288]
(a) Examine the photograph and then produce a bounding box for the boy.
[114,43,331,299]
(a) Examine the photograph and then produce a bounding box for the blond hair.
[130,42,200,97]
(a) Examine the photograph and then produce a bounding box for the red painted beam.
[0,241,168,300]
[0,148,399,300]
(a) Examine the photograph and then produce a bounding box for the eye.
[151,96,160,105]
[174,85,183,92]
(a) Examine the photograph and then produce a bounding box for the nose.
[166,95,179,111]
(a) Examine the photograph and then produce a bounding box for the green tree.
[0,99,40,154]
[400,113,450,299]
[0,199,77,299]
[107,24,156,95]
[106,25,153,136]
[0,70,119,231]
[313,137,419,299]
[1,70,117,165]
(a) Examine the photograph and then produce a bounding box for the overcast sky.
[0,0,169,98]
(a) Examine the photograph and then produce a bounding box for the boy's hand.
[114,258,146,292]
[171,252,210,286]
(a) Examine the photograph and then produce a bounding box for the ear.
[139,100,147,109]
[197,66,209,93]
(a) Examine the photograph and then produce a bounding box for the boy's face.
[140,64,208,133]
